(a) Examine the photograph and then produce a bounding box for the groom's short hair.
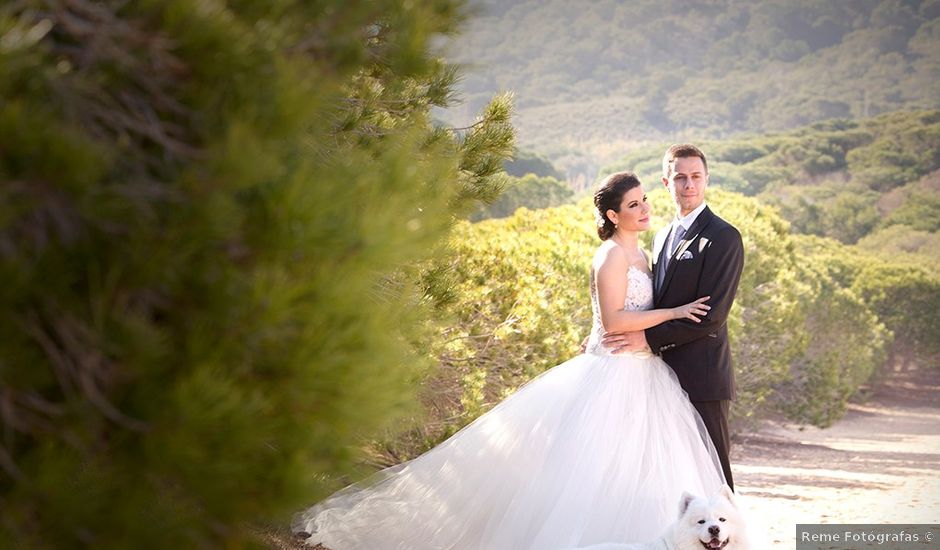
[663,144,708,179]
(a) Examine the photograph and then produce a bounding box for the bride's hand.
[672,296,710,322]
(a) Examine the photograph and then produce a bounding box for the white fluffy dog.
[578,485,750,550]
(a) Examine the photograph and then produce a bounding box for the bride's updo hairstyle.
[593,171,642,240]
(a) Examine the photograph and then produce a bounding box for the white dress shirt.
[665,201,708,261]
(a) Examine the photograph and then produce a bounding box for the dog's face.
[675,485,742,550]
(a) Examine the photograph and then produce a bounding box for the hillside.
[602,110,940,257]
[439,0,940,181]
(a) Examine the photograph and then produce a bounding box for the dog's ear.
[719,484,737,508]
[678,491,696,517]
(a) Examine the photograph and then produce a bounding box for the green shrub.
[386,189,892,457]
[771,261,890,427]
[852,263,940,359]
[0,1,514,546]
[471,173,575,221]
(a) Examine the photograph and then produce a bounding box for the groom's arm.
[644,225,744,353]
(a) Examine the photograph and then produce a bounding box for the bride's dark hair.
[593,171,642,240]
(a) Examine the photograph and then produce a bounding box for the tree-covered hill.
[479,111,939,267]
[440,0,940,180]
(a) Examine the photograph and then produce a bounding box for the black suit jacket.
[646,206,744,402]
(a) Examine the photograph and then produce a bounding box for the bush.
[879,190,940,232]
[771,261,890,426]
[739,163,797,192]
[847,117,940,191]
[471,173,575,221]
[705,161,752,193]
[767,182,880,243]
[710,141,769,164]
[857,224,940,262]
[799,236,940,361]
[386,189,893,458]
[378,201,597,461]
[504,150,567,179]
[0,1,514,546]
[852,263,940,359]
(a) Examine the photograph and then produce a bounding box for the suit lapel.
[659,207,715,299]
[652,226,670,301]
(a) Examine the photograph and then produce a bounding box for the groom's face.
[663,156,709,217]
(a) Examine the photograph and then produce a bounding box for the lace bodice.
[585,265,654,356]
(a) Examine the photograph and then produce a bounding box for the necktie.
[657,224,686,292]
[669,224,687,258]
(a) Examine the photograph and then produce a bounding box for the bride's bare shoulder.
[592,241,628,270]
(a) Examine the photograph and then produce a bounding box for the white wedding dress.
[293,265,725,549]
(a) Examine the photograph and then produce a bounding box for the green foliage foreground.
[0,1,514,547]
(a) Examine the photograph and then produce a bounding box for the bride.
[293,171,726,549]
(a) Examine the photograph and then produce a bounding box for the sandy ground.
[267,362,940,549]
[733,363,940,547]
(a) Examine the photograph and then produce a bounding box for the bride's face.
[610,186,651,232]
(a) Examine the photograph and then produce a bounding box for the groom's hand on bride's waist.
[602,330,651,354]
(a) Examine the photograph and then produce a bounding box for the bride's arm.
[595,246,709,332]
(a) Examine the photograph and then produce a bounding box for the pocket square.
[677,250,694,261]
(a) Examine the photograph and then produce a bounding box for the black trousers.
[692,400,734,491]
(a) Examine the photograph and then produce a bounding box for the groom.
[603,144,744,490]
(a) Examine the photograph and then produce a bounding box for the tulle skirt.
[292,351,725,549]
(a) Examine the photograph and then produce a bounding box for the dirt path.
[733,363,940,547]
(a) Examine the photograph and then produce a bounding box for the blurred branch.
[33,0,200,175]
